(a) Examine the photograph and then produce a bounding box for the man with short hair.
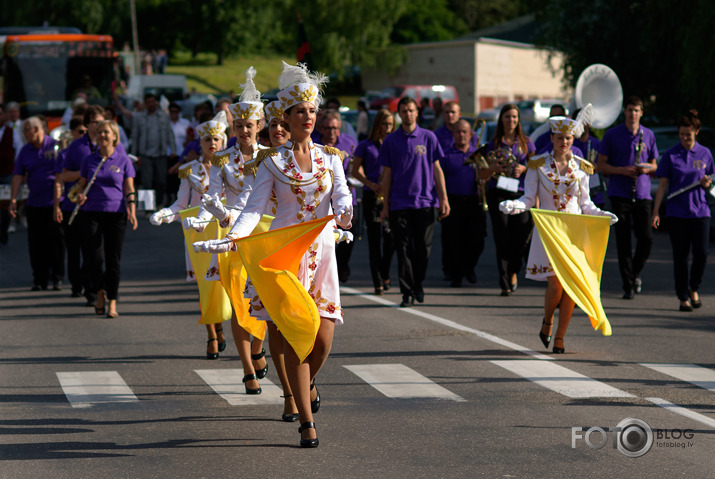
[434,101,478,152]
[598,96,658,299]
[9,117,63,290]
[130,93,176,206]
[379,97,450,307]
[321,110,358,282]
[6,102,24,144]
[439,119,487,287]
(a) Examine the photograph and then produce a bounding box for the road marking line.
[640,363,715,392]
[344,363,466,401]
[646,397,715,429]
[56,371,139,408]
[194,369,282,405]
[340,286,552,360]
[490,360,635,398]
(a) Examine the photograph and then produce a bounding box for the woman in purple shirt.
[652,110,713,312]
[351,108,396,295]
[77,121,137,318]
[484,103,535,296]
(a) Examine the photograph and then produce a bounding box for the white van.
[124,74,187,106]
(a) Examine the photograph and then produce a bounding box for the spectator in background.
[130,93,176,207]
[434,101,478,152]
[431,97,444,130]
[356,100,369,141]
[439,119,486,287]
[418,98,435,130]
[156,49,168,74]
[324,97,357,139]
[169,102,190,154]
[61,95,87,127]
[379,97,450,307]
[103,105,129,149]
[6,102,23,144]
[9,117,63,290]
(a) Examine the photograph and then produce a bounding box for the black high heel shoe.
[206,338,219,360]
[310,380,320,413]
[553,337,565,354]
[242,373,261,395]
[215,326,226,352]
[252,348,268,379]
[281,394,299,422]
[299,421,319,448]
[539,318,553,349]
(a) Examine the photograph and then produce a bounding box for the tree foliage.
[533,0,715,124]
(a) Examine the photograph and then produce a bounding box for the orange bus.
[1,32,115,130]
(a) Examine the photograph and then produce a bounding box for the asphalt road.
[0,213,713,478]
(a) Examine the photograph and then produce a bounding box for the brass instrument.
[465,146,517,211]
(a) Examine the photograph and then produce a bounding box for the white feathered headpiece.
[549,103,593,137]
[276,61,328,110]
[230,66,263,120]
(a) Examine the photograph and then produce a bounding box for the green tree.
[390,0,468,44]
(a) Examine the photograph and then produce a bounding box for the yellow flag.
[219,215,274,340]
[234,216,333,363]
[179,206,232,325]
[531,209,612,336]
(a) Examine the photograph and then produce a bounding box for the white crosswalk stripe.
[491,360,635,398]
[646,397,715,429]
[194,369,283,405]
[640,363,715,392]
[56,371,139,408]
[344,363,466,401]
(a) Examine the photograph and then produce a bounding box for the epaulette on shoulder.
[578,158,594,175]
[256,148,278,163]
[323,145,345,160]
[528,154,547,169]
[211,152,229,167]
[178,162,193,179]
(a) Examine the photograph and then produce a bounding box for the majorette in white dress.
[516,152,606,280]
[226,139,353,323]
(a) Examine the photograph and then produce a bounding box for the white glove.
[192,238,235,254]
[202,193,229,221]
[334,229,353,244]
[182,216,207,232]
[499,199,526,215]
[604,211,619,225]
[335,204,353,229]
[149,210,166,226]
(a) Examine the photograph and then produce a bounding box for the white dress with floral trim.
[164,159,210,280]
[198,142,266,280]
[227,139,353,323]
[517,153,607,281]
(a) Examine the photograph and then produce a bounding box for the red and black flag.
[297,13,315,71]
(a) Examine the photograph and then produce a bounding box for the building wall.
[362,38,569,115]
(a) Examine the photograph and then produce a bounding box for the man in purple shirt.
[9,117,63,291]
[439,119,486,287]
[320,110,358,282]
[598,96,659,299]
[434,101,479,152]
[379,97,450,307]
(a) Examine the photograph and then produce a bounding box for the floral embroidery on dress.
[527,264,553,275]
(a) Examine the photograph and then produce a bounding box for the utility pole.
[130,0,141,75]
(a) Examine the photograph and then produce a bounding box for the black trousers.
[139,155,168,206]
[363,190,394,288]
[441,194,487,280]
[84,211,127,300]
[25,206,63,287]
[487,189,532,291]
[58,209,85,294]
[336,219,359,282]
[610,197,654,292]
[390,207,436,296]
[667,217,709,301]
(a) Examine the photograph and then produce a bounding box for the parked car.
[369,85,458,112]
[340,109,378,137]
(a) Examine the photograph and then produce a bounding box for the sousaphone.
[574,64,623,129]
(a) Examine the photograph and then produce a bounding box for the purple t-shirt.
[484,137,536,192]
[333,134,357,159]
[655,142,714,218]
[80,150,136,213]
[440,144,479,196]
[355,139,382,187]
[13,135,58,207]
[435,125,479,152]
[179,139,202,162]
[226,136,237,149]
[600,124,658,199]
[58,134,96,211]
[378,125,444,211]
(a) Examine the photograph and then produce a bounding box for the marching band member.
[500,107,618,353]
[189,67,269,393]
[196,62,352,447]
[149,111,231,358]
[652,110,713,311]
[485,104,535,296]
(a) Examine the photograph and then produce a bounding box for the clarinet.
[631,130,644,203]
